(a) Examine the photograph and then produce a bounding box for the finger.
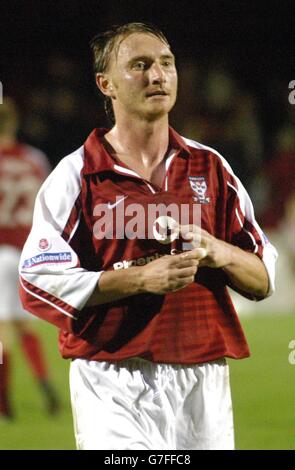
[175,259,200,271]
[179,225,211,246]
[176,259,199,269]
[181,225,209,236]
[169,250,197,265]
[193,247,208,260]
[171,276,196,291]
[176,267,198,278]
[180,226,201,243]
[180,249,199,259]
[180,248,206,260]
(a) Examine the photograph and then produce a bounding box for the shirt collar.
[83,126,191,175]
[168,126,192,157]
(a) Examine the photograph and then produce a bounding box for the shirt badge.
[38,238,51,252]
[188,176,210,204]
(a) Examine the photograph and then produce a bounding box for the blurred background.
[0,0,294,450]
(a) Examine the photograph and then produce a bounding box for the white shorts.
[69,357,234,450]
[0,245,28,321]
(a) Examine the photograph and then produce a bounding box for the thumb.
[192,247,208,260]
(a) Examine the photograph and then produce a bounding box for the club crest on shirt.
[188,176,210,203]
[38,238,51,251]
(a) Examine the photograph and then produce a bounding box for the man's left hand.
[180,225,232,269]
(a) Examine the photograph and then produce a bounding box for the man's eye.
[162,61,173,67]
[133,62,147,70]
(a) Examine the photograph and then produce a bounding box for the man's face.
[107,32,178,121]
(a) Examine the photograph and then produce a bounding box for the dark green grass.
[229,313,295,450]
[0,314,294,449]
[0,322,75,450]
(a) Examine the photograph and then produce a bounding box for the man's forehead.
[116,32,172,61]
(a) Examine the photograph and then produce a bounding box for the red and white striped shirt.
[19,127,277,364]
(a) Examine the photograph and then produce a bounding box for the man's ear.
[95,73,115,98]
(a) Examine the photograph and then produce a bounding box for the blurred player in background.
[0,98,59,419]
[19,23,277,449]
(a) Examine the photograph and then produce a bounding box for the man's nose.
[149,62,166,83]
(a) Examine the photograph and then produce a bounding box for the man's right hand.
[140,250,201,294]
[87,249,203,307]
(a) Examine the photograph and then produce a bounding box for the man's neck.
[105,115,170,167]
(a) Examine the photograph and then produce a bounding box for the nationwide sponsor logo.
[22,252,72,268]
[188,176,210,204]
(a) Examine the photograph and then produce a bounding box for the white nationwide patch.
[189,176,210,203]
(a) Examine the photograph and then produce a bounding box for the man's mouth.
[146,90,168,97]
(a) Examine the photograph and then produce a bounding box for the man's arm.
[19,149,103,331]
[183,227,269,298]
[86,250,200,306]
[219,243,269,299]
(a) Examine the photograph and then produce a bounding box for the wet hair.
[90,22,170,124]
